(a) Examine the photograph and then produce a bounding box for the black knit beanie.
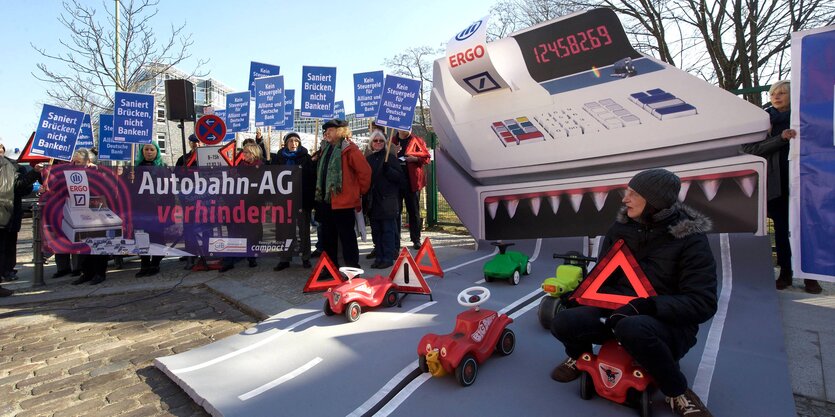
[283,132,301,145]
[628,168,681,210]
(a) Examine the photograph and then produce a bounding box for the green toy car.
[537,251,596,329]
[483,242,532,285]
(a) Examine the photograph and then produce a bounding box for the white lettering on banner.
[306,73,334,82]
[448,44,485,68]
[137,170,294,196]
[47,112,79,125]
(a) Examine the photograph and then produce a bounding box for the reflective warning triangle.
[17,132,52,164]
[219,141,236,166]
[302,252,344,292]
[389,247,431,295]
[571,239,656,310]
[414,237,443,277]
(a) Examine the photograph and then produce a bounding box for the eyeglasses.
[371,139,385,143]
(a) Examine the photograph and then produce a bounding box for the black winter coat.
[365,150,404,220]
[0,158,38,231]
[273,146,315,212]
[599,204,718,337]
[741,107,790,200]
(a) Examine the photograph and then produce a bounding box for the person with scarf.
[314,119,371,269]
[219,143,263,272]
[365,131,404,269]
[550,169,717,417]
[273,132,315,270]
[133,141,168,277]
[741,81,820,294]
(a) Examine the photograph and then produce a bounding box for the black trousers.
[318,205,359,268]
[1,228,18,276]
[82,255,108,278]
[551,306,695,397]
[399,188,422,245]
[767,195,792,271]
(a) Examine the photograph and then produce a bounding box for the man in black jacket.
[550,168,717,417]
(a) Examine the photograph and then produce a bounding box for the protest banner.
[300,66,336,119]
[274,89,295,131]
[334,100,345,120]
[76,114,94,150]
[353,71,384,118]
[254,75,286,127]
[31,104,85,160]
[375,75,421,131]
[97,114,132,161]
[214,109,237,142]
[113,92,154,144]
[226,92,251,133]
[249,61,280,96]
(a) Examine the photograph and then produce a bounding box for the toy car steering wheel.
[339,267,364,281]
[458,286,491,308]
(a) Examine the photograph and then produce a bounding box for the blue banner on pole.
[300,66,336,119]
[97,114,131,161]
[113,92,154,144]
[31,104,85,160]
[274,89,295,130]
[254,75,286,127]
[76,114,94,150]
[353,71,384,118]
[214,109,236,142]
[334,100,345,120]
[249,62,281,96]
[226,91,251,133]
[375,75,422,131]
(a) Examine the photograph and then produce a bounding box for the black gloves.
[605,297,657,329]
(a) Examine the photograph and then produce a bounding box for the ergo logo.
[448,45,485,68]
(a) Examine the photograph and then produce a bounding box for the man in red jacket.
[392,129,430,249]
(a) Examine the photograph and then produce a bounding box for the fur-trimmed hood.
[616,202,712,239]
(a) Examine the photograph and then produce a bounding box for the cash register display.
[512,8,641,83]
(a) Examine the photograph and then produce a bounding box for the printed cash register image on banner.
[432,8,769,240]
[40,165,301,257]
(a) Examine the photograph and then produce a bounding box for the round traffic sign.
[195,115,227,145]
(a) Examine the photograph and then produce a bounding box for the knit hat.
[322,119,348,130]
[628,168,681,210]
[188,134,199,143]
[284,132,301,145]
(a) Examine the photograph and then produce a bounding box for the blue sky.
[0,0,491,152]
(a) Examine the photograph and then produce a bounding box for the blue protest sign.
[334,100,345,120]
[249,62,280,96]
[214,109,236,142]
[75,114,94,150]
[254,75,286,127]
[31,104,85,160]
[97,114,131,161]
[113,92,154,144]
[226,91,251,133]
[274,90,295,130]
[375,75,422,131]
[353,71,384,118]
[300,66,336,119]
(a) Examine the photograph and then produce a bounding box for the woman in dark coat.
[365,131,404,269]
[550,168,717,417]
[133,142,168,277]
[273,132,315,270]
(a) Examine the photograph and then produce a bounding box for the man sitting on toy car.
[550,168,717,417]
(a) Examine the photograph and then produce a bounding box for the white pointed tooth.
[734,175,756,198]
[487,201,499,219]
[529,197,542,216]
[698,179,722,201]
[548,195,560,214]
[679,181,691,202]
[504,199,519,219]
[592,191,608,211]
[570,193,584,213]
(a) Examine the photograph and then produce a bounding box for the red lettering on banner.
[448,45,485,68]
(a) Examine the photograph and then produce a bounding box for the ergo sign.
[448,44,485,68]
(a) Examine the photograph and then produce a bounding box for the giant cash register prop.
[432,9,769,240]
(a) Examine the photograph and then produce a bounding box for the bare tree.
[383,46,443,134]
[488,0,580,40]
[32,0,207,114]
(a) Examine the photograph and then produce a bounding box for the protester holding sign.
[391,129,430,249]
[0,144,42,295]
[219,144,263,272]
[314,119,371,269]
[133,142,168,277]
[365,131,404,269]
[273,133,315,270]
[175,134,200,167]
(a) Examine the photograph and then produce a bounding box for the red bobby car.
[323,267,399,322]
[576,339,656,417]
[417,286,515,386]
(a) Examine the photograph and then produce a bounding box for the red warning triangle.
[414,237,443,277]
[303,252,344,292]
[17,132,52,164]
[219,141,236,166]
[389,247,432,295]
[571,239,656,310]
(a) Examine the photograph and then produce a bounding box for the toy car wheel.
[510,270,521,285]
[639,389,651,417]
[525,261,532,275]
[580,372,595,400]
[455,354,478,387]
[323,300,335,316]
[537,296,560,329]
[418,355,429,373]
[345,301,361,322]
[496,328,515,356]
[484,273,493,282]
[383,288,398,307]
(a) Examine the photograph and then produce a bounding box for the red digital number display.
[532,25,613,64]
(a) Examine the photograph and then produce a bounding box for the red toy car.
[323,267,399,322]
[416,286,515,386]
[575,339,656,417]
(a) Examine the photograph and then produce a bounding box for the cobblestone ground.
[0,287,255,417]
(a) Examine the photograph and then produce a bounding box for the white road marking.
[170,312,324,374]
[692,233,732,405]
[391,301,437,322]
[509,296,542,320]
[528,239,543,262]
[371,373,432,417]
[449,247,498,273]
[238,357,323,401]
[499,288,542,315]
[346,360,420,417]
